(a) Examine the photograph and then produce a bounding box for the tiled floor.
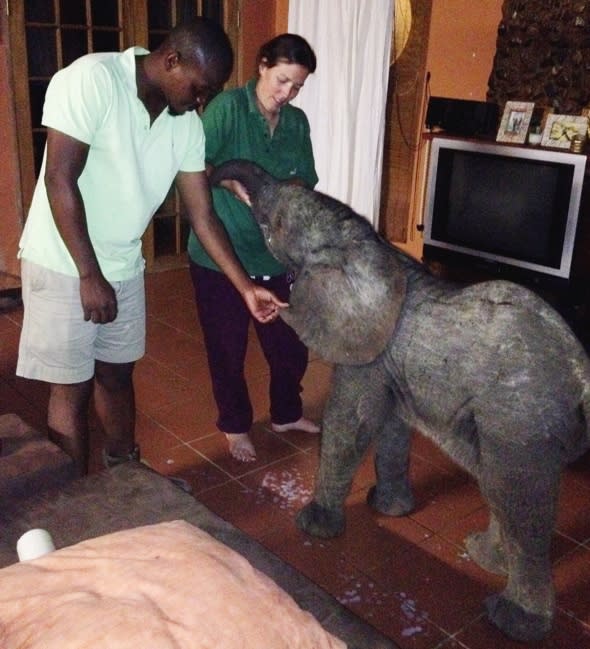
[1,266,590,649]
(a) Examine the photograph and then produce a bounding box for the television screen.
[423,138,587,280]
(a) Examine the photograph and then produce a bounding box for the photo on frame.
[541,114,589,149]
[496,101,535,144]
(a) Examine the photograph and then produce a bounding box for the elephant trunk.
[209,159,277,204]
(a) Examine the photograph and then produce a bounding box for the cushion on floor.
[0,519,346,649]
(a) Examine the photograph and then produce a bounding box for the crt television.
[422,137,587,282]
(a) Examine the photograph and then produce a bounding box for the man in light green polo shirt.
[16,18,286,477]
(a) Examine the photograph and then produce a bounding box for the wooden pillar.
[380,0,432,248]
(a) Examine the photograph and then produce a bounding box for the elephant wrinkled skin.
[210,160,590,643]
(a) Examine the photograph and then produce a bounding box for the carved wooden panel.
[488,0,590,113]
[380,0,432,243]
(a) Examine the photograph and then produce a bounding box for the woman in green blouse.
[188,34,320,462]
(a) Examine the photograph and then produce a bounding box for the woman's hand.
[242,284,289,323]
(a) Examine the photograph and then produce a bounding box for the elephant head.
[210,160,407,365]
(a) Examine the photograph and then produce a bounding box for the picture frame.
[496,101,535,144]
[541,114,589,149]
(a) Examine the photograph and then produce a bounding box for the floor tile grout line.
[140,349,209,379]
[136,411,193,447]
[145,315,203,340]
[189,445,309,483]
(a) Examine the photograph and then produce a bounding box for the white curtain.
[288,0,394,228]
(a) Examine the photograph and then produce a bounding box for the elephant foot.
[296,501,345,538]
[366,485,414,517]
[485,593,553,643]
[465,530,507,575]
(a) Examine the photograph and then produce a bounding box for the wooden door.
[7,0,235,273]
[8,0,140,217]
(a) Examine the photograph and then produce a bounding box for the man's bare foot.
[224,433,257,462]
[271,417,321,434]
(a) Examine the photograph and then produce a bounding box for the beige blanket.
[0,520,346,649]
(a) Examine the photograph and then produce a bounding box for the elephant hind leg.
[478,453,559,643]
[465,510,553,641]
[485,591,553,643]
[465,512,507,575]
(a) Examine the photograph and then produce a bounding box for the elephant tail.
[209,159,278,203]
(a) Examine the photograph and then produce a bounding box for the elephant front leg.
[296,415,369,538]
[296,364,386,538]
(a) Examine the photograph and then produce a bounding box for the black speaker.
[425,97,500,138]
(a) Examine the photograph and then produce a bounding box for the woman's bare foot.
[224,433,257,462]
[271,417,321,434]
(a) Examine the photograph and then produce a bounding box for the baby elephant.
[210,159,590,643]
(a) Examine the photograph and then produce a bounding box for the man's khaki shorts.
[17,260,145,384]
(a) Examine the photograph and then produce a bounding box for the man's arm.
[44,127,117,323]
[175,169,287,322]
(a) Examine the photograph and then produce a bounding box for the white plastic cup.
[16,528,56,561]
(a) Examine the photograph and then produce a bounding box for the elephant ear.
[281,246,407,365]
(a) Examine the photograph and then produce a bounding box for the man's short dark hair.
[162,17,234,87]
